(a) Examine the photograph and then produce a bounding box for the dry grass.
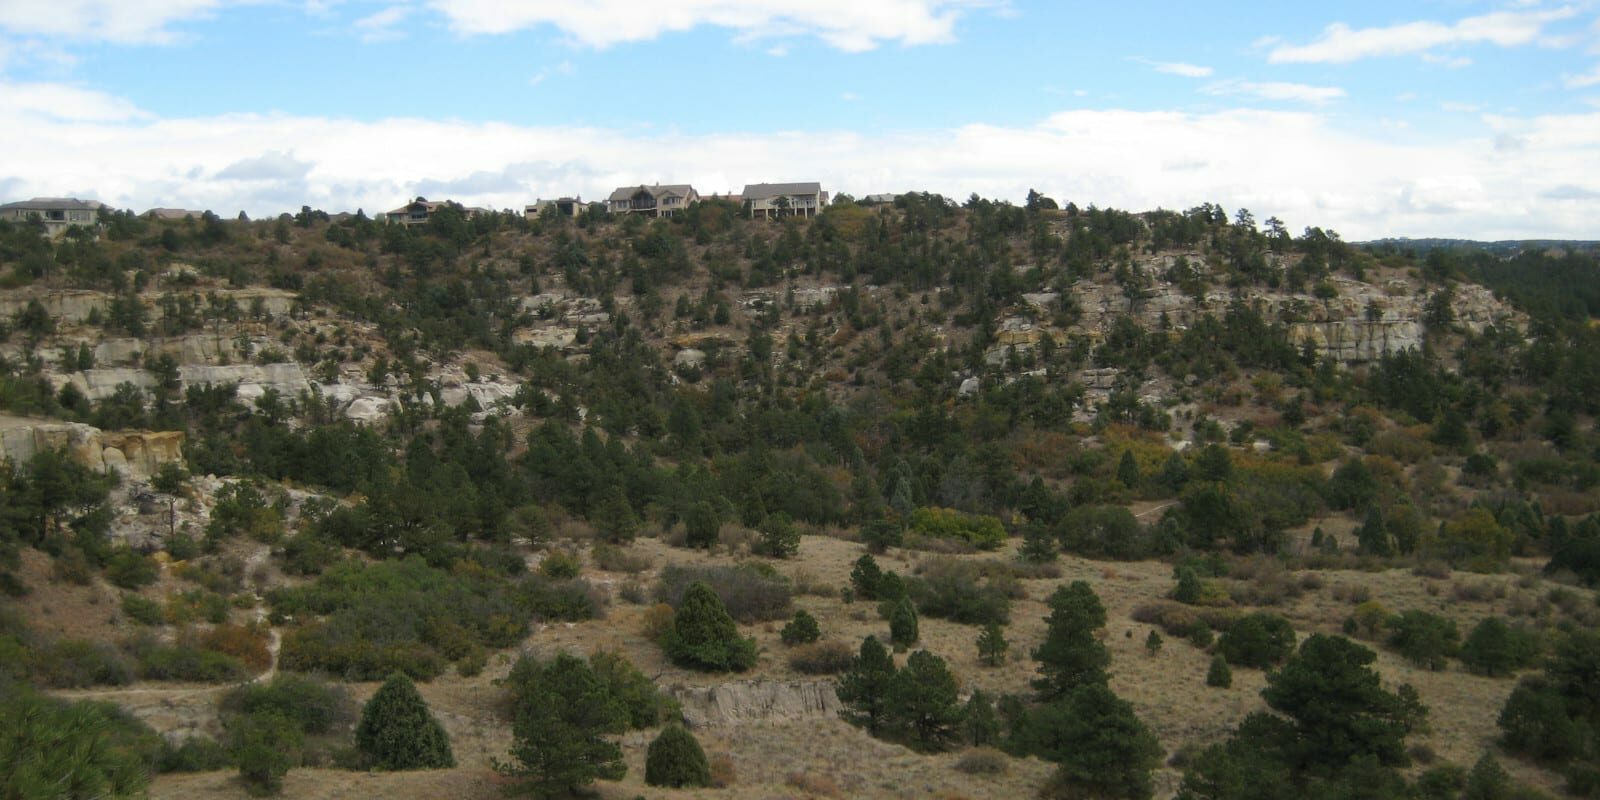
[65,520,1575,800]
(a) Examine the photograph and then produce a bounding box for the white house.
[606,184,699,217]
[0,197,105,237]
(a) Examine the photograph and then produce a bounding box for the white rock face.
[673,349,707,369]
[669,680,841,729]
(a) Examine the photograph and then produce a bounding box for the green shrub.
[1387,610,1460,670]
[788,640,855,674]
[35,639,136,688]
[755,512,800,558]
[158,736,233,772]
[538,550,581,579]
[909,507,1006,550]
[121,594,165,626]
[889,596,919,648]
[1206,654,1232,688]
[1461,617,1541,677]
[588,650,679,728]
[661,582,757,672]
[1217,612,1296,669]
[907,559,1012,626]
[220,674,353,736]
[230,711,302,795]
[645,724,711,788]
[105,548,159,589]
[124,634,247,682]
[354,673,454,770]
[654,564,792,623]
[781,610,821,645]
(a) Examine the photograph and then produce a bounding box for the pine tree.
[964,690,1001,747]
[1033,581,1110,700]
[1172,567,1203,604]
[977,623,1009,667]
[644,724,711,788]
[886,650,965,751]
[1145,630,1163,656]
[1117,450,1142,490]
[591,484,638,543]
[1463,752,1511,800]
[497,653,628,797]
[838,636,896,734]
[861,517,902,553]
[355,673,455,770]
[1020,522,1058,563]
[662,582,757,671]
[756,512,800,558]
[889,596,919,649]
[1357,506,1393,557]
[781,610,821,645]
[1206,654,1232,688]
[850,554,884,600]
[683,501,720,550]
[1023,684,1162,800]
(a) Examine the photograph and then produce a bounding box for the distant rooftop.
[1,197,105,211]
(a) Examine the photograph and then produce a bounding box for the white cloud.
[527,59,573,86]
[1268,7,1578,63]
[2,81,1597,240]
[1202,79,1347,105]
[1566,63,1600,88]
[421,0,996,51]
[1143,59,1213,78]
[0,0,233,44]
[0,81,147,120]
[354,5,412,42]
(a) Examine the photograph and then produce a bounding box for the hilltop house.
[607,184,699,217]
[742,183,828,219]
[526,197,585,220]
[384,197,491,225]
[0,197,105,237]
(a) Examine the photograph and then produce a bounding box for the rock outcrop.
[669,680,841,729]
[0,414,183,478]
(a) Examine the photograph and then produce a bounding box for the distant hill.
[1359,238,1600,256]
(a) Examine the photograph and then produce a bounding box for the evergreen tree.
[781,610,821,645]
[1173,567,1203,604]
[964,690,1001,747]
[1146,630,1163,656]
[1460,616,1538,677]
[838,636,896,734]
[662,582,757,671]
[1,686,156,800]
[977,622,1009,667]
[1117,449,1142,490]
[1022,684,1162,800]
[1158,451,1191,494]
[1020,522,1058,563]
[644,724,711,789]
[850,554,885,600]
[1193,444,1233,483]
[497,653,628,797]
[232,711,302,796]
[590,484,638,543]
[886,650,965,751]
[1261,634,1423,771]
[861,517,902,553]
[683,501,720,549]
[355,673,454,770]
[889,596,919,648]
[756,512,800,558]
[1463,753,1511,800]
[1206,654,1232,688]
[1356,506,1393,557]
[1033,581,1110,699]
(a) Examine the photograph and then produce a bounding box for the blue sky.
[0,0,1597,238]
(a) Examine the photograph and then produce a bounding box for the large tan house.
[0,197,105,237]
[607,184,699,217]
[385,197,490,226]
[742,183,828,219]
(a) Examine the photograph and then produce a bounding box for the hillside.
[2,196,1599,800]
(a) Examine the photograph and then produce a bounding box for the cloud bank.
[0,81,1595,240]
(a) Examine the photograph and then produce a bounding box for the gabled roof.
[740,183,822,201]
[607,184,696,202]
[1,197,105,212]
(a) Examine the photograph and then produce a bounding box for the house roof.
[607,184,696,202]
[740,183,823,201]
[386,198,442,215]
[1,197,105,212]
[144,208,205,219]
